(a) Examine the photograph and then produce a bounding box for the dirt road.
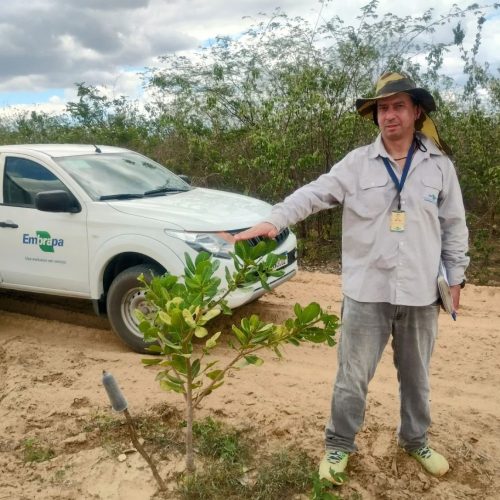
[0,271,499,499]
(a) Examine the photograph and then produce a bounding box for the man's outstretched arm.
[234,156,350,242]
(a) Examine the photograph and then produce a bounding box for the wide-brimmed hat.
[356,72,436,116]
[356,72,450,154]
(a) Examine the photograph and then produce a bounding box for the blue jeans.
[325,296,439,453]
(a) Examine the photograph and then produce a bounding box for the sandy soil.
[0,271,499,499]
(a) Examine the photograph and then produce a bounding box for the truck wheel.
[106,264,163,353]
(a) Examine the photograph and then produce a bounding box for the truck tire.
[106,264,163,353]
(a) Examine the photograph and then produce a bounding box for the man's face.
[376,93,420,142]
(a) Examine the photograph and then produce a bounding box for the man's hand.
[234,222,279,241]
[450,284,461,311]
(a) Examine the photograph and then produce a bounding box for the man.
[234,72,469,483]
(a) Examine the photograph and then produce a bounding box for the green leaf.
[232,325,247,345]
[244,355,264,366]
[169,309,185,328]
[273,345,283,358]
[266,239,278,253]
[167,297,184,308]
[251,331,272,344]
[195,251,211,266]
[241,317,250,332]
[201,263,213,282]
[301,302,321,323]
[265,253,279,268]
[258,323,274,333]
[234,241,248,259]
[302,328,327,343]
[171,354,188,374]
[191,359,201,378]
[158,360,173,368]
[254,239,277,258]
[206,369,224,381]
[159,274,178,289]
[182,308,197,328]
[184,252,196,275]
[233,255,242,271]
[199,307,221,324]
[211,258,220,273]
[142,358,162,365]
[250,240,268,259]
[194,326,208,338]
[160,288,171,302]
[185,276,202,291]
[163,338,183,351]
[259,272,271,291]
[138,320,153,334]
[225,266,233,286]
[176,352,193,358]
[158,311,172,325]
[327,336,337,347]
[205,331,221,349]
[145,345,163,353]
[160,379,185,393]
[166,373,184,385]
[134,309,146,322]
[293,303,302,320]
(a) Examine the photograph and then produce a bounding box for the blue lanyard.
[382,142,416,210]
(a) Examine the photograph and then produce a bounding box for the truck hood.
[106,187,272,231]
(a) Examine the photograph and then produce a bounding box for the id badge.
[390,210,406,232]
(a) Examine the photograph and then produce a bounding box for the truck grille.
[229,227,290,248]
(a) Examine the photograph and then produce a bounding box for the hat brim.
[356,88,436,118]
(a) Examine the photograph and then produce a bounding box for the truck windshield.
[55,152,190,200]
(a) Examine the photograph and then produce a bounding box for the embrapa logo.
[424,192,438,204]
[23,231,64,253]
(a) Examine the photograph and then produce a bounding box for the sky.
[0,0,498,116]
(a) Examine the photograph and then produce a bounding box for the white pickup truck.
[0,144,297,352]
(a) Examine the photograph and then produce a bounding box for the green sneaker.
[410,445,449,477]
[319,450,349,485]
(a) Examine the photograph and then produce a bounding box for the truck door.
[0,155,90,295]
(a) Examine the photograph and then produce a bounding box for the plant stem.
[185,361,195,473]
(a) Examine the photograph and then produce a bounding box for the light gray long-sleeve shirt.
[266,133,469,306]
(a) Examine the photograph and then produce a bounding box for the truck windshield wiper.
[99,193,144,200]
[143,187,190,196]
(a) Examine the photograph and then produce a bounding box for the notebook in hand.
[437,262,457,320]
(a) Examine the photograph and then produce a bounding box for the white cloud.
[48,95,62,104]
[0,0,497,112]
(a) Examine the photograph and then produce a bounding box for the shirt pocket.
[354,175,390,218]
[421,175,442,210]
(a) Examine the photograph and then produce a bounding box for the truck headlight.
[164,230,235,259]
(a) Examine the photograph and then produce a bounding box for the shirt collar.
[368,132,444,161]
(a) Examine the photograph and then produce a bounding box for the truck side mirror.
[178,174,191,185]
[35,190,81,213]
